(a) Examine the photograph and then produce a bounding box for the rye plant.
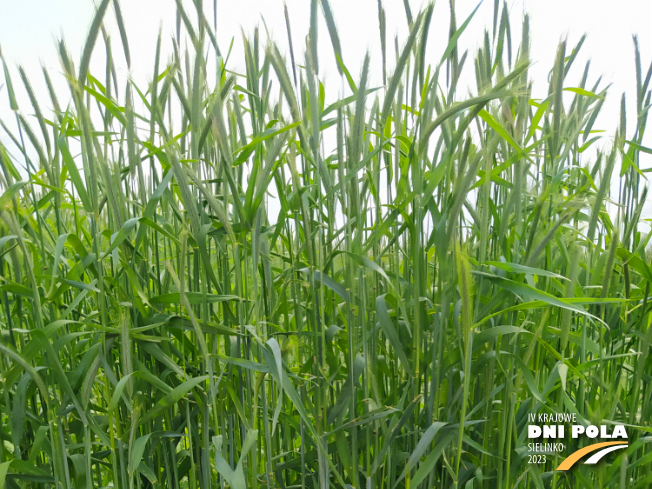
[0,1,651,488]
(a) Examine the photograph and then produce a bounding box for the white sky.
[0,0,651,214]
[1,0,650,122]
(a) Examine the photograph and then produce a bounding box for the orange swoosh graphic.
[556,442,628,470]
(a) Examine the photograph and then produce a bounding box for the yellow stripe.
[556,442,628,470]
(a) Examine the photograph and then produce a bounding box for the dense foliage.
[1,0,651,488]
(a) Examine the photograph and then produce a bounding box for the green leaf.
[376,294,412,375]
[0,283,34,299]
[564,87,604,99]
[102,217,140,258]
[33,330,87,423]
[149,292,241,305]
[526,98,550,142]
[478,109,524,154]
[623,139,652,155]
[129,434,151,474]
[617,248,652,283]
[0,460,11,489]
[406,421,447,470]
[513,355,545,403]
[475,271,596,319]
[474,325,531,347]
[58,138,92,212]
[0,181,28,209]
[484,261,569,280]
[139,375,209,425]
[108,372,134,413]
[233,121,300,166]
